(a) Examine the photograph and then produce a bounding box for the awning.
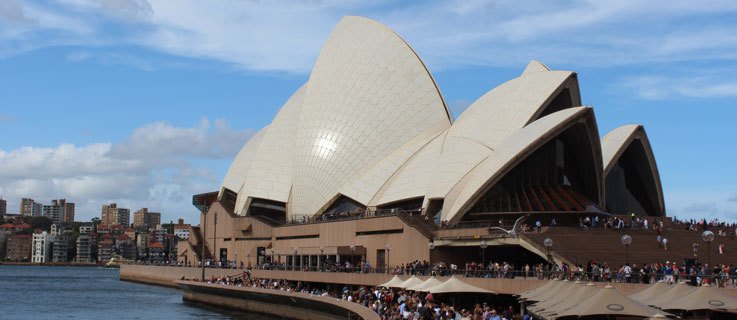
[659,284,737,311]
[628,280,670,302]
[395,276,425,289]
[408,277,445,292]
[639,281,695,307]
[554,285,669,319]
[426,277,495,294]
[536,283,599,317]
[379,276,406,288]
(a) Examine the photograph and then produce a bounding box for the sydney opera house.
[179,16,665,270]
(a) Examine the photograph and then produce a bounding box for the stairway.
[523,225,737,268]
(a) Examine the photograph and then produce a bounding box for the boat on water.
[105,255,129,268]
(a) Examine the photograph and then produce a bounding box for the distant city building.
[133,208,161,230]
[43,199,75,224]
[20,198,42,217]
[75,234,93,263]
[98,239,114,262]
[0,230,11,259]
[52,235,69,262]
[116,234,136,260]
[51,225,68,262]
[79,224,94,234]
[124,227,135,241]
[174,225,190,240]
[6,234,32,261]
[32,231,54,263]
[152,227,167,244]
[147,242,165,262]
[96,224,110,235]
[136,233,150,256]
[0,197,6,216]
[101,203,130,227]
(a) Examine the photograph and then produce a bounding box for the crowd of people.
[543,259,737,288]
[191,272,523,320]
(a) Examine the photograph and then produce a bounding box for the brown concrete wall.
[191,203,432,270]
[435,227,490,239]
[272,215,431,269]
[119,265,239,287]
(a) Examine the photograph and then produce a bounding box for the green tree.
[24,216,53,231]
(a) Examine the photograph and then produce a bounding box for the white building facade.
[32,232,54,263]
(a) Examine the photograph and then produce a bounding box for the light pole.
[543,238,553,277]
[200,205,209,281]
[350,245,356,271]
[319,246,324,271]
[428,241,435,274]
[621,234,632,266]
[702,230,714,268]
[385,244,391,273]
[213,211,218,266]
[293,247,298,270]
[480,240,488,267]
[543,238,553,263]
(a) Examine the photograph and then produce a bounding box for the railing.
[286,208,425,225]
[520,231,579,265]
[131,262,737,289]
[395,211,436,239]
[189,226,213,261]
[249,215,282,227]
[220,266,737,288]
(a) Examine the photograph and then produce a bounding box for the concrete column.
[521,298,526,317]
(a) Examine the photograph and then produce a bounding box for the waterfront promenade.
[120,264,737,296]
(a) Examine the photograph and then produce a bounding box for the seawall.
[120,265,380,320]
[120,265,239,287]
[176,280,379,320]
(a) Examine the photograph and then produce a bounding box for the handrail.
[204,266,737,288]
[519,232,575,266]
[250,215,282,227]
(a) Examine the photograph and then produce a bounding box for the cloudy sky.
[1,0,736,224]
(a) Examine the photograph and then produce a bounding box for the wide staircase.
[189,226,214,261]
[396,211,437,239]
[523,221,737,268]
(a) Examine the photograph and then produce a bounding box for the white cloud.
[110,118,254,159]
[0,143,145,179]
[623,74,737,100]
[57,0,153,22]
[4,1,737,72]
[0,118,252,223]
[0,0,30,25]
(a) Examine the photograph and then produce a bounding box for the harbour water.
[0,265,274,320]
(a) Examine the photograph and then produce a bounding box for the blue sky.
[1,0,736,224]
